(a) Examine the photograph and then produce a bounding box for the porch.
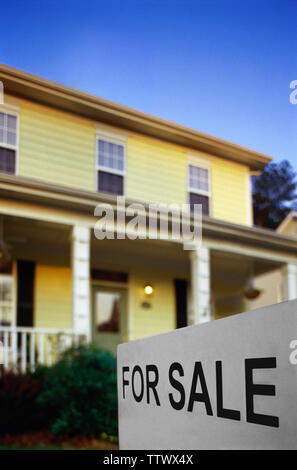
[0,175,297,373]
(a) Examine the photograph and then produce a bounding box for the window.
[96,137,125,195]
[0,273,14,327]
[95,291,120,333]
[188,164,211,215]
[0,111,17,174]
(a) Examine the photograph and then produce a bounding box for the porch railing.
[0,326,87,374]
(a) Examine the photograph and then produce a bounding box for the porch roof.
[0,63,271,171]
[0,172,297,257]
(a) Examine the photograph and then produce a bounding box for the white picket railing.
[0,326,87,374]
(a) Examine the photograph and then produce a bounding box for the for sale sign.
[117,299,297,449]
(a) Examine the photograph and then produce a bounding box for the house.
[0,64,296,372]
[253,211,297,309]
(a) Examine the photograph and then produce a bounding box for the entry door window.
[95,292,120,333]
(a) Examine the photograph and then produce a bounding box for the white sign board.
[117,300,297,450]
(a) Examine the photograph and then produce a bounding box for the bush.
[35,345,118,438]
[0,372,51,434]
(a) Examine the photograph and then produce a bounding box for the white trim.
[71,225,91,338]
[97,166,126,177]
[95,132,126,196]
[187,161,212,216]
[0,104,19,176]
[204,239,296,264]
[282,264,297,301]
[189,246,211,324]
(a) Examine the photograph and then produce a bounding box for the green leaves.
[253,160,297,229]
[35,345,118,438]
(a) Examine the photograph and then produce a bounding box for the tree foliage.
[252,160,297,229]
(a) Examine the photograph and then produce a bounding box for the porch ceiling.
[2,215,71,264]
[91,235,189,276]
[1,173,297,264]
[211,249,281,287]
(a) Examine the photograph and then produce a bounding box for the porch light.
[144,284,154,296]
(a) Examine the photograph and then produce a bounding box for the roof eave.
[0,64,272,171]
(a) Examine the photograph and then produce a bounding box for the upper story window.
[0,111,18,175]
[96,136,125,195]
[188,164,211,215]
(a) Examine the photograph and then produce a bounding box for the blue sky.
[1,0,296,168]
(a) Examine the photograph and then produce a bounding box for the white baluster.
[47,336,52,366]
[0,327,88,374]
[30,332,35,372]
[12,330,17,372]
[39,333,44,364]
[21,332,27,374]
[3,331,8,370]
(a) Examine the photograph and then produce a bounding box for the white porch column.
[282,263,297,301]
[71,225,91,340]
[189,246,211,324]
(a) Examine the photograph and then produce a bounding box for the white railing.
[0,326,87,374]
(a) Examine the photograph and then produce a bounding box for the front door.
[92,285,127,355]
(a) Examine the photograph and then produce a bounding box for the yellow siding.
[130,270,176,339]
[19,99,95,190]
[34,265,72,329]
[253,270,283,310]
[211,157,249,225]
[280,218,297,236]
[16,96,250,226]
[126,134,187,206]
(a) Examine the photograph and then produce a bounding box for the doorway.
[92,285,127,355]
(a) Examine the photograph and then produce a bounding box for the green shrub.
[35,345,118,438]
[0,372,51,434]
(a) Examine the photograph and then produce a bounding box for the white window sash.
[187,164,212,216]
[96,165,126,177]
[188,187,210,197]
[0,111,18,151]
[187,165,211,196]
[95,135,126,194]
[96,137,126,174]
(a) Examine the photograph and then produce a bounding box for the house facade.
[0,65,296,371]
[253,212,297,309]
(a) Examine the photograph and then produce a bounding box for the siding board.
[34,265,72,329]
[19,99,95,190]
[17,97,251,226]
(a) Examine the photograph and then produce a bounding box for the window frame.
[95,130,126,196]
[187,162,212,216]
[0,262,17,328]
[0,103,19,176]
